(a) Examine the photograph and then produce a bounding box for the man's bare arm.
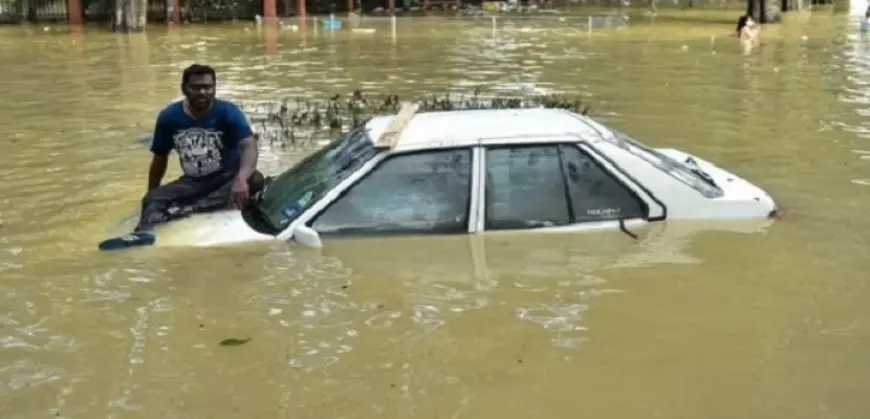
[148,154,168,191]
[148,110,174,191]
[236,136,258,181]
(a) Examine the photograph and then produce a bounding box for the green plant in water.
[187,0,258,19]
[242,88,592,147]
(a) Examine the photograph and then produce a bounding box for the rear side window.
[484,144,646,230]
[485,146,571,229]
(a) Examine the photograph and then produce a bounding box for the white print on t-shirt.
[173,127,224,177]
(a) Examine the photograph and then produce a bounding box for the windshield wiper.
[683,157,718,188]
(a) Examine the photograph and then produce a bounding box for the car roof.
[363,108,616,150]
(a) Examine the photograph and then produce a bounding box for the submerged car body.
[146,106,779,248]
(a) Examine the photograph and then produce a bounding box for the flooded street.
[2,9,870,418]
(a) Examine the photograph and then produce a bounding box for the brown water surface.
[1,9,870,419]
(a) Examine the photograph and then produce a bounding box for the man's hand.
[230,176,250,209]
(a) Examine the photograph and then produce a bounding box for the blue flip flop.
[98,232,156,251]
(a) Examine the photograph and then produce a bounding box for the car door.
[478,141,661,234]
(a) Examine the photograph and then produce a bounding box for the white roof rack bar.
[375,102,420,149]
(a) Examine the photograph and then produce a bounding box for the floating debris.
[242,89,592,147]
[219,337,252,346]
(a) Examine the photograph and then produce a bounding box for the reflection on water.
[839,18,870,186]
[2,10,870,419]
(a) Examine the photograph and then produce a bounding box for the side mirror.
[293,224,323,248]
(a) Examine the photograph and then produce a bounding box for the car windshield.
[606,130,724,198]
[255,127,380,231]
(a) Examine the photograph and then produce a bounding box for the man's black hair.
[736,14,750,34]
[182,64,216,86]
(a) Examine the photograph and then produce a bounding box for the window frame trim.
[291,146,480,238]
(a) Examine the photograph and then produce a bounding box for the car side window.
[310,149,472,235]
[485,146,571,229]
[559,144,645,222]
[483,144,646,230]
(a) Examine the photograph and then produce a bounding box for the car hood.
[146,210,275,248]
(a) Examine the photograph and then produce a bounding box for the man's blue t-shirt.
[150,99,253,178]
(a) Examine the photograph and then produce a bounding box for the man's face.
[182,74,216,110]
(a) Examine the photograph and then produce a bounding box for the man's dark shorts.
[135,170,265,232]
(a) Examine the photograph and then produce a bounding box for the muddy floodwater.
[2,9,870,419]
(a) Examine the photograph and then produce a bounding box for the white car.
[151,104,779,248]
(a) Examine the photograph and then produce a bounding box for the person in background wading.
[103,64,264,249]
[736,14,760,54]
[861,5,870,33]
